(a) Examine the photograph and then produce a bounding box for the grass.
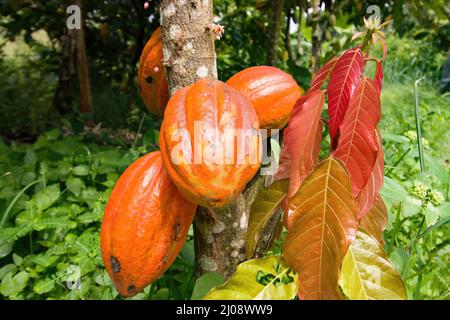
[378,67,450,299]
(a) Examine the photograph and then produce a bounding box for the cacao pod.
[159,79,262,209]
[138,28,169,116]
[227,66,303,129]
[100,151,197,297]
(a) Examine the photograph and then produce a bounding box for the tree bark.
[53,29,75,115]
[266,0,285,66]
[194,176,264,278]
[72,0,92,114]
[160,0,280,280]
[160,0,217,95]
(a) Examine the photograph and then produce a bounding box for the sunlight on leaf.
[203,256,298,300]
[340,231,407,300]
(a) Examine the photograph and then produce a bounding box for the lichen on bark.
[160,0,217,95]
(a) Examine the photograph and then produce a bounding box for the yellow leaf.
[283,156,358,300]
[203,256,298,300]
[246,180,288,259]
[340,231,407,300]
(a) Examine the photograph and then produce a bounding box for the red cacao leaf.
[309,57,339,93]
[327,47,364,141]
[372,32,379,45]
[374,61,383,93]
[333,77,381,195]
[351,31,365,42]
[283,156,359,300]
[357,129,384,218]
[274,145,292,182]
[359,196,388,245]
[283,90,325,197]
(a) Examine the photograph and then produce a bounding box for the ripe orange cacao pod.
[100,151,197,297]
[138,28,169,116]
[159,79,262,209]
[226,66,303,129]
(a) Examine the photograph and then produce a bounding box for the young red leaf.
[351,31,365,42]
[333,77,381,195]
[283,157,359,300]
[327,47,364,142]
[273,146,291,181]
[357,129,384,218]
[374,61,383,93]
[309,56,339,93]
[372,32,379,45]
[283,90,325,197]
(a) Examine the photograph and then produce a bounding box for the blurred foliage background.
[0,0,449,300]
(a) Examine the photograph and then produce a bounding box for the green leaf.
[32,254,59,268]
[425,202,450,227]
[151,288,170,300]
[203,256,298,300]
[246,180,288,259]
[340,231,407,300]
[94,150,128,167]
[390,248,409,274]
[180,240,195,267]
[44,128,61,141]
[0,228,17,258]
[33,135,49,150]
[24,149,37,167]
[381,177,408,208]
[0,271,29,297]
[66,176,85,197]
[20,171,36,186]
[102,172,119,188]
[382,133,410,144]
[12,253,23,266]
[95,271,113,287]
[72,165,90,176]
[33,278,55,295]
[0,137,9,153]
[426,156,450,185]
[50,140,75,155]
[0,264,17,280]
[381,177,422,217]
[35,184,60,212]
[191,272,225,300]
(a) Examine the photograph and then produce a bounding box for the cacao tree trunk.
[266,0,285,66]
[160,0,217,95]
[72,0,92,114]
[160,0,279,279]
